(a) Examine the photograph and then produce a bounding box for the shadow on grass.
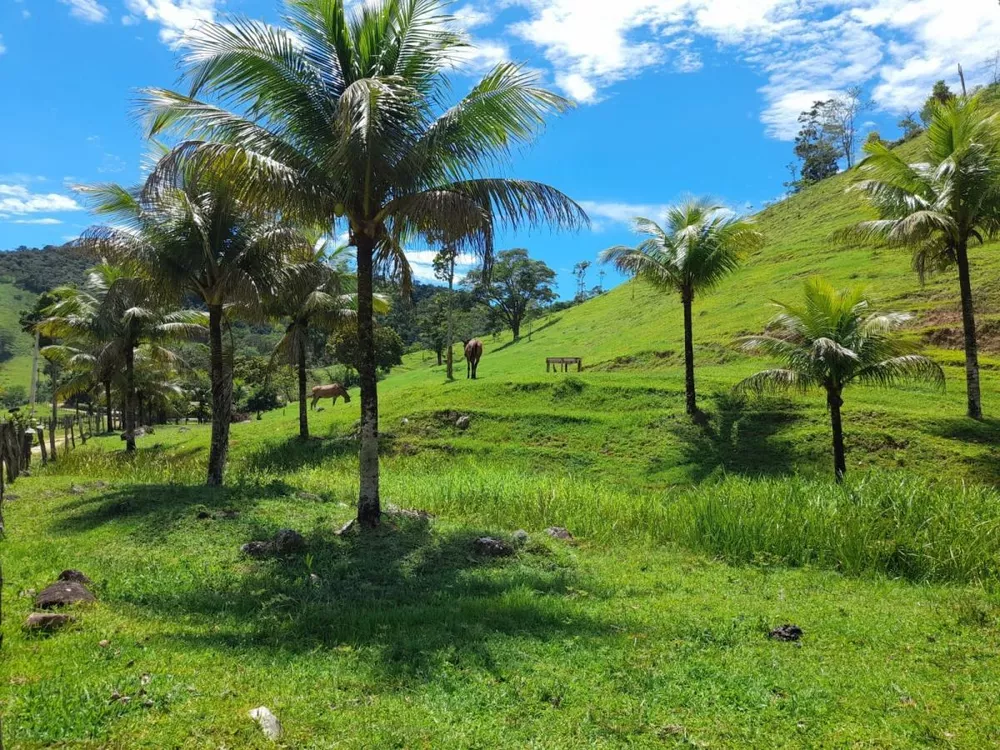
[668,392,802,482]
[927,417,1000,484]
[488,317,563,354]
[244,431,400,474]
[53,481,295,540]
[123,516,608,680]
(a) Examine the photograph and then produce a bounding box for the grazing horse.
[310,383,351,410]
[465,339,484,379]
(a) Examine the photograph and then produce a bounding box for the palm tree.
[140,0,587,526]
[600,200,763,416]
[38,263,204,452]
[79,179,297,481]
[269,241,380,439]
[843,94,1000,420]
[735,278,944,481]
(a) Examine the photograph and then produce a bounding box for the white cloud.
[122,15,140,26]
[0,184,82,215]
[59,0,109,23]
[450,39,510,74]
[124,0,217,47]
[11,218,63,225]
[0,35,5,55]
[578,200,672,231]
[405,250,478,283]
[504,0,1000,139]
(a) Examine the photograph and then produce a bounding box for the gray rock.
[24,612,75,631]
[58,569,92,585]
[272,529,306,553]
[512,529,530,545]
[400,417,409,425]
[249,706,283,741]
[455,415,471,430]
[295,491,322,502]
[768,624,803,642]
[35,581,96,609]
[335,519,356,536]
[545,526,573,540]
[473,537,513,557]
[241,541,274,558]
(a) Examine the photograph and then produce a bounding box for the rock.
[58,569,92,585]
[24,612,74,631]
[241,541,274,558]
[512,529,530,545]
[295,491,322,502]
[769,624,803,642]
[309,573,321,585]
[335,519,357,536]
[545,526,574,541]
[272,529,306,553]
[400,417,409,425]
[178,427,190,433]
[70,484,87,495]
[35,580,96,609]
[385,504,434,520]
[217,509,240,520]
[196,510,212,520]
[455,415,471,430]
[249,706,283,741]
[473,537,513,557]
[99,639,110,648]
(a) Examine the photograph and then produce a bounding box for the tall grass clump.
[672,473,1000,583]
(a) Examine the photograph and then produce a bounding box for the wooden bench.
[546,357,583,373]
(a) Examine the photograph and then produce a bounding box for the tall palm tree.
[79,179,300,481]
[843,94,1000,420]
[600,200,763,416]
[269,241,382,439]
[140,0,587,526]
[735,278,944,481]
[39,263,204,452]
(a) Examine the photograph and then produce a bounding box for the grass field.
[0,281,37,395]
[4,140,1000,746]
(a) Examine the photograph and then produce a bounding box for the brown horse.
[310,383,351,410]
[465,339,483,379]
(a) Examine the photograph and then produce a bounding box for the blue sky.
[1,0,996,297]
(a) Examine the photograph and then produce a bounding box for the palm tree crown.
[844,93,1000,420]
[600,199,763,415]
[139,0,588,525]
[736,278,944,479]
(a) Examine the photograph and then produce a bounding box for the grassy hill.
[0,281,37,395]
[5,140,1000,747]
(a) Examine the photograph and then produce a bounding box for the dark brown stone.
[35,581,96,609]
[58,569,92,585]
[473,537,514,557]
[546,526,573,540]
[769,624,803,642]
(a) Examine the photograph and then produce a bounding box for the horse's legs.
[310,395,318,410]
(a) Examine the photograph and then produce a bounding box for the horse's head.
[341,388,352,403]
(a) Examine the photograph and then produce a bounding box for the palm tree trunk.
[104,380,112,433]
[50,366,58,461]
[297,340,309,440]
[124,347,136,453]
[956,241,982,420]
[827,387,846,482]
[682,287,697,416]
[446,256,455,381]
[355,233,380,528]
[207,304,232,486]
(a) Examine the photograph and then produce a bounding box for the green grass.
[0,281,37,394]
[6,140,1000,746]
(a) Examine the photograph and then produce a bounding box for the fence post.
[21,430,32,472]
[79,417,87,445]
[65,420,72,451]
[36,426,47,465]
[49,419,57,461]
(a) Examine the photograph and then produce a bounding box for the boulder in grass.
[241,541,274,558]
[272,529,306,554]
[545,526,574,541]
[58,569,92,585]
[455,415,471,430]
[249,706,283,741]
[24,612,75,632]
[769,624,803,642]
[512,530,530,546]
[473,537,513,557]
[35,581,96,609]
